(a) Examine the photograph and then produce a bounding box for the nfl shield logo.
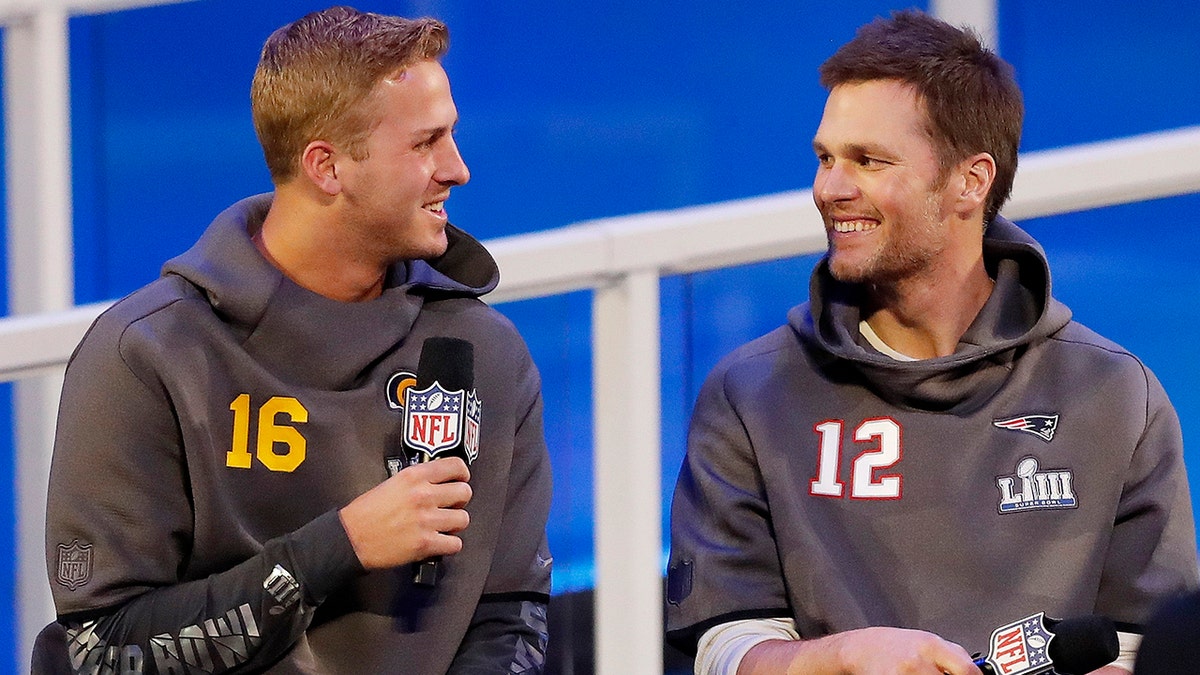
[404,382,465,459]
[463,391,482,464]
[56,540,93,591]
[982,612,1054,675]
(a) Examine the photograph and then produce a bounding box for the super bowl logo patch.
[405,382,465,460]
[996,456,1078,513]
[993,413,1059,442]
[55,539,93,591]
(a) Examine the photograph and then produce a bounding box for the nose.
[814,160,857,205]
[436,138,470,187]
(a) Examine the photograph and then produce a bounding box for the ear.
[299,140,342,196]
[955,152,996,215]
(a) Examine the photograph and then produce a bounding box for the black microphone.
[974,612,1118,675]
[403,336,478,586]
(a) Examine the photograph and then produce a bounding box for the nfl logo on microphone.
[982,612,1054,675]
[405,382,465,460]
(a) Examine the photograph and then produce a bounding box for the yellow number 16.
[226,394,309,472]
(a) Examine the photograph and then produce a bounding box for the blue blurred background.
[3,0,1199,668]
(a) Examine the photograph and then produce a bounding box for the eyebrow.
[412,120,458,140]
[812,139,892,158]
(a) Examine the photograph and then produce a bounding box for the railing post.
[592,269,663,675]
[4,7,74,670]
[930,0,998,51]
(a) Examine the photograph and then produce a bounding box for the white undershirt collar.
[859,320,919,362]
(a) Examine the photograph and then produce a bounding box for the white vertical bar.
[931,0,999,52]
[4,7,74,671]
[593,270,662,675]
[4,9,74,314]
[14,373,64,670]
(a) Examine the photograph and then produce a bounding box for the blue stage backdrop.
[1,0,1198,667]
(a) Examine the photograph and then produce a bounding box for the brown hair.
[819,10,1023,223]
[251,6,449,183]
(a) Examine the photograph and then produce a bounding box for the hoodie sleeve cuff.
[279,509,366,606]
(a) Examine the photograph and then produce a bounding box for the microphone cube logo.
[983,612,1053,675]
[405,382,465,459]
[463,391,481,464]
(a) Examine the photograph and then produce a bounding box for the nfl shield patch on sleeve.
[55,540,93,591]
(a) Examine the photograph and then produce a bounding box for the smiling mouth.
[423,200,446,217]
[831,218,879,233]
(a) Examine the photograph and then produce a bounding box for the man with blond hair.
[46,6,552,672]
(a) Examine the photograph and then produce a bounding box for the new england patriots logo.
[992,414,1059,442]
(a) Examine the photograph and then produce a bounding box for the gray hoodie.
[667,217,1198,654]
[46,194,552,673]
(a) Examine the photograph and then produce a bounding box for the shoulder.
[76,277,186,343]
[1050,320,1137,360]
[1044,320,1176,426]
[68,277,207,380]
[1047,320,1161,389]
[704,326,801,395]
[419,297,540,391]
[424,297,526,345]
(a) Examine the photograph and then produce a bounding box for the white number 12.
[809,417,903,500]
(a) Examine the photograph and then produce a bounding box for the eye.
[815,153,833,168]
[857,155,888,169]
[414,129,447,151]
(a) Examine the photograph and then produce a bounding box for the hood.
[789,216,1072,413]
[158,193,499,388]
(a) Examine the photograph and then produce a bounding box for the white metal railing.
[1,1,198,669]
[2,125,1199,673]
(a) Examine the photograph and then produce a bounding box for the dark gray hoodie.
[667,217,1198,655]
[46,194,552,673]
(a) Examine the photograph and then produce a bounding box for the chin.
[414,239,450,261]
[828,255,868,283]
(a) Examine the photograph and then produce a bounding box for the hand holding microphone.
[752,611,1118,675]
[339,455,472,570]
[340,337,479,576]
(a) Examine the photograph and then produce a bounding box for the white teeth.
[425,201,444,212]
[833,219,878,233]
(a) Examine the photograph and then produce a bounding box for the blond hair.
[251,6,449,183]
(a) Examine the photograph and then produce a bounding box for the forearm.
[736,627,981,675]
[61,511,362,674]
[738,636,844,675]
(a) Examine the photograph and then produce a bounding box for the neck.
[862,257,993,359]
[255,194,387,303]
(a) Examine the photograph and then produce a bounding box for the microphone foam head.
[1046,615,1119,675]
[416,337,474,391]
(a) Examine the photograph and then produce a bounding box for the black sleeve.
[59,512,363,673]
[448,597,549,674]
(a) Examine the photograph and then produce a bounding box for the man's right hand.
[740,626,983,675]
[338,457,472,570]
